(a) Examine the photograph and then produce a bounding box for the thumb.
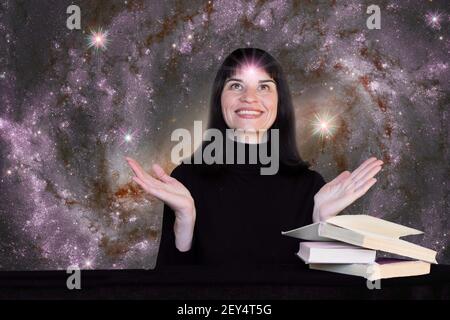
[152,163,172,183]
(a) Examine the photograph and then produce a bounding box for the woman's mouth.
[235,108,264,119]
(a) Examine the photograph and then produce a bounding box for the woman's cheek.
[265,99,277,127]
[262,97,276,112]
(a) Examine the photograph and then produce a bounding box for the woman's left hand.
[313,157,384,222]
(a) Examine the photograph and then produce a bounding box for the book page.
[326,215,423,239]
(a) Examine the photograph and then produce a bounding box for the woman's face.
[221,66,278,132]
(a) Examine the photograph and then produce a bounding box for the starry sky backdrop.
[0,0,448,270]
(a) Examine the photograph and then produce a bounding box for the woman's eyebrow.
[225,78,276,84]
[259,79,276,84]
[225,78,243,83]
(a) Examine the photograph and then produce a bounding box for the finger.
[350,157,377,177]
[152,164,174,183]
[126,157,145,177]
[127,158,163,187]
[142,183,184,208]
[350,157,378,179]
[354,178,377,197]
[345,165,381,190]
[344,161,381,191]
[355,164,382,186]
[329,171,351,186]
[352,160,383,182]
[342,158,378,189]
[133,176,172,202]
[132,176,152,193]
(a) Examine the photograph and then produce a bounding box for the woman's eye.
[230,83,242,90]
[259,84,270,91]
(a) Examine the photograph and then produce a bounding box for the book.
[309,258,431,281]
[281,215,437,264]
[297,241,376,264]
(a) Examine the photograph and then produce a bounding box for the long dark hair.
[190,47,310,174]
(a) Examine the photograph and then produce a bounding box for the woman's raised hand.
[313,157,384,222]
[125,157,195,220]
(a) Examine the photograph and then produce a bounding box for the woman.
[126,48,383,267]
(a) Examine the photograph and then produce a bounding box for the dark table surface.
[1,264,449,299]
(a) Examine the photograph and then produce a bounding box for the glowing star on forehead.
[87,28,109,50]
[239,58,264,75]
[311,112,339,139]
[243,64,258,74]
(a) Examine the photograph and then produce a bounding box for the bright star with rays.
[124,134,132,142]
[243,64,258,74]
[237,51,268,75]
[84,259,93,268]
[311,112,339,139]
[118,128,139,147]
[87,28,109,51]
[425,11,443,30]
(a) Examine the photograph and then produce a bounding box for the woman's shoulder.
[281,166,326,192]
[169,161,210,183]
[279,163,325,180]
[300,167,326,184]
[169,162,214,194]
[306,168,326,181]
[302,168,327,193]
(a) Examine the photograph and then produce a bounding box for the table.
[0,264,449,299]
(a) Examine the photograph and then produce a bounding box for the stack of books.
[281,215,437,281]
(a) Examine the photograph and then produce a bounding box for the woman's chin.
[231,119,265,130]
[234,125,262,132]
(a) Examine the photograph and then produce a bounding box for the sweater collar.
[223,134,271,175]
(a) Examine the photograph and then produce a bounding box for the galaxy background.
[0,0,448,270]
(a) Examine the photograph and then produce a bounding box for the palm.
[315,157,383,221]
[125,157,194,216]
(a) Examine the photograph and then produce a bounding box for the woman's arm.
[157,202,197,268]
[126,157,196,252]
[312,203,322,224]
[173,202,196,252]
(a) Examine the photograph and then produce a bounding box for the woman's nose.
[240,89,258,103]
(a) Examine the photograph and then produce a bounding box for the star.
[124,134,132,142]
[310,112,340,139]
[118,128,139,147]
[425,11,443,30]
[87,28,109,51]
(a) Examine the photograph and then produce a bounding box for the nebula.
[0,0,448,269]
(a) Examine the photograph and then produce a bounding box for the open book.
[310,259,431,281]
[281,215,437,264]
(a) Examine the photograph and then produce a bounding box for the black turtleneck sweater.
[156,137,326,268]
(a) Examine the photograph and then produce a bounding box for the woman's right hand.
[125,157,196,251]
[125,157,195,218]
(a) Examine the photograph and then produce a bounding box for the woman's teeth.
[236,109,263,119]
[236,110,263,115]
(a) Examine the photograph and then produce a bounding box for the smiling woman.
[126,48,383,268]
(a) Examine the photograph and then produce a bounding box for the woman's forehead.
[229,65,273,81]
